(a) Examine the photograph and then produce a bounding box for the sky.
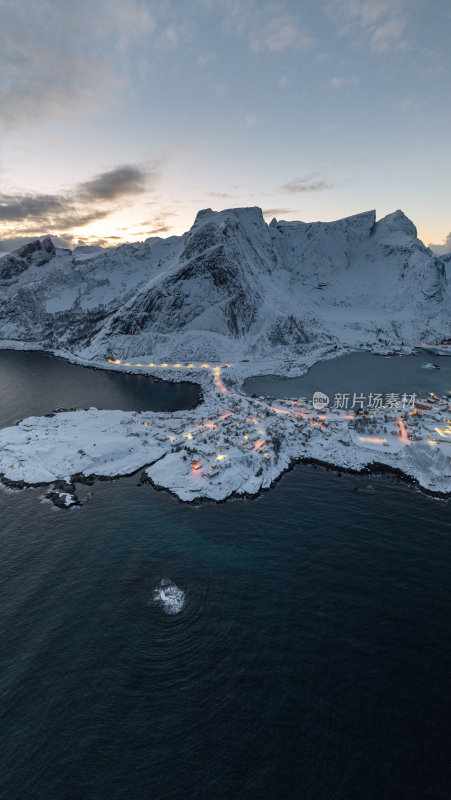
[0,0,450,254]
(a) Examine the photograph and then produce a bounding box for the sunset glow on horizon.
[0,1,450,254]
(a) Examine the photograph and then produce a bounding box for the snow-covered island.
[0,358,450,505]
[0,206,450,504]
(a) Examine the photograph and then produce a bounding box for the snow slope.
[0,207,449,361]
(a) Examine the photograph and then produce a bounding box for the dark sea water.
[0,471,450,800]
[0,350,450,799]
[0,350,200,428]
[244,352,451,401]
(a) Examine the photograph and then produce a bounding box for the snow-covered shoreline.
[1,346,450,506]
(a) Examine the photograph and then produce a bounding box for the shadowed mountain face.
[0,207,449,360]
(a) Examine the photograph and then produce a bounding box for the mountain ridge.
[0,207,449,361]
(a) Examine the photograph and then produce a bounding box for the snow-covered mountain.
[0,207,449,361]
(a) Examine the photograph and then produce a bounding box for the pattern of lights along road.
[395,418,410,444]
[106,357,451,470]
[213,366,229,393]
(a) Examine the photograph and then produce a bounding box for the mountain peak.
[193,206,265,229]
[17,235,55,259]
[377,210,417,238]
[0,235,57,280]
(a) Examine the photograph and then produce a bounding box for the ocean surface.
[243,352,451,402]
[0,350,450,799]
[0,350,200,429]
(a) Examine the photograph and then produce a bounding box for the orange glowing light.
[203,422,217,429]
[191,460,202,471]
[395,418,410,444]
[434,427,451,439]
[358,436,387,444]
[310,420,328,431]
[253,439,266,451]
[268,406,290,415]
[213,374,229,393]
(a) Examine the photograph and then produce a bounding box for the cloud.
[327,0,408,53]
[208,192,236,199]
[262,208,298,217]
[0,195,64,224]
[0,0,171,128]
[0,194,110,228]
[428,232,451,255]
[281,176,333,193]
[323,75,359,89]
[0,1,115,126]
[77,165,153,202]
[219,0,312,53]
[135,210,177,238]
[146,225,172,235]
[0,0,312,130]
[0,163,160,251]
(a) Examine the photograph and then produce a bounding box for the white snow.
[0,206,449,503]
[0,207,448,363]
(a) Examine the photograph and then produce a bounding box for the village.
[0,356,450,506]
[103,358,451,502]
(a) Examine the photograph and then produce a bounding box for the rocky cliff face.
[0,207,449,360]
[0,236,57,280]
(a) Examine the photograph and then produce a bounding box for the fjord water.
[0,350,200,428]
[1,470,450,800]
[0,349,450,798]
[244,352,451,401]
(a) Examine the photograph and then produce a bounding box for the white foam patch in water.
[153,579,185,615]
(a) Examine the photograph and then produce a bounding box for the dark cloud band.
[0,163,158,248]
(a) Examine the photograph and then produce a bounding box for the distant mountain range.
[0,207,449,361]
